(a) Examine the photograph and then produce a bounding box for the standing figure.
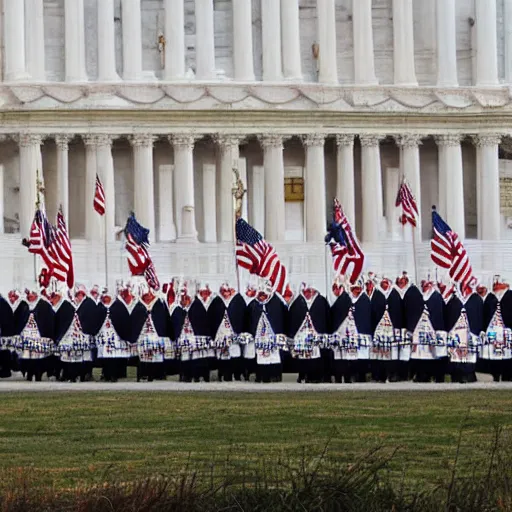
[209,283,247,382]
[18,289,55,381]
[247,283,288,383]
[0,290,23,378]
[162,281,178,376]
[480,278,512,381]
[242,284,257,380]
[329,279,352,383]
[131,285,167,382]
[288,284,329,383]
[445,281,481,383]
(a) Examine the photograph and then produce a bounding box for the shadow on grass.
[1,425,512,511]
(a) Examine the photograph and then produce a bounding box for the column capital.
[336,134,355,148]
[170,134,197,150]
[17,133,44,147]
[359,134,385,148]
[130,134,156,148]
[54,135,70,151]
[96,134,116,147]
[82,134,99,147]
[472,133,503,147]
[214,134,244,148]
[435,134,462,147]
[258,134,284,149]
[395,134,424,149]
[302,133,325,147]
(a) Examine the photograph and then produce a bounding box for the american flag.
[431,208,474,288]
[124,214,160,290]
[93,174,106,216]
[325,199,364,285]
[55,206,75,289]
[395,178,419,228]
[26,208,67,284]
[235,218,288,295]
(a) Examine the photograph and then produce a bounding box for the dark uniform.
[208,285,247,382]
[247,290,288,383]
[288,287,329,383]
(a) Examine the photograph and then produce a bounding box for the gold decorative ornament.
[232,167,246,220]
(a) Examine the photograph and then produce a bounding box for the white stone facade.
[1,0,512,291]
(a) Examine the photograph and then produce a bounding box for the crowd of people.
[0,271,510,385]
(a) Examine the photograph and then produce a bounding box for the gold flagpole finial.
[35,169,45,210]
[232,166,246,221]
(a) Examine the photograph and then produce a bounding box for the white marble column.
[55,135,70,224]
[215,135,241,242]
[65,0,88,82]
[475,0,499,87]
[385,167,402,240]
[435,135,465,238]
[251,165,265,235]
[360,135,384,243]
[130,134,156,239]
[171,135,198,241]
[158,164,177,241]
[121,0,143,81]
[18,134,42,237]
[232,0,255,81]
[392,0,417,86]
[505,0,512,83]
[4,0,28,81]
[195,0,216,80]
[260,135,285,241]
[397,134,422,240]
[317,0,338,84]
[474,134,501,240]
[303,134,327,242]
[336,135,355,227]
[96,135,116,242]
[261,0,282,81]
[281,0,302,81]
[202,164,217,242]
[83,136,101,241]
[353,0,378,85]
[164,0,185,80]
[0,165,4,234]
[25,0,45,81]
[436,0,458,87]
[97,0,119,81]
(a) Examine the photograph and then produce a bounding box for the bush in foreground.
[1,428,512,512]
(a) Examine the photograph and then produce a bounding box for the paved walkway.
[0,375,509,392]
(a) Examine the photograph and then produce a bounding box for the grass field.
[0,390,511,491]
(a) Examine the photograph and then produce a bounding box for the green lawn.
[0,391,511,490]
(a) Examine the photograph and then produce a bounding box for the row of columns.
[12,131,503,245]
[3,0,504,86]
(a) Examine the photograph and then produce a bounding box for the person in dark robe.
[161,281,178,377]
[445,280,481,383]
[395,272,414,381]
[288,284,329,383]
[242,284,258,380]
[190,284,214,382]
[208,283,247,382]
[350,282,372,382]
[370,276,402,383]
[480,278,512,381]
[247,282,288,383]
[407,279,446,383]
[95,288,131,382]
[0,291,19,378]
[131,284,167,382]
[279,284,296,376]
[18,289,55,381]
[329,279,352,383]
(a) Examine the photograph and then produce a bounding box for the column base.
[5,72,32,82]
[177,235,198,243]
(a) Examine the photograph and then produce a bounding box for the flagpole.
[104,213,109,290]
[232,166,246,293]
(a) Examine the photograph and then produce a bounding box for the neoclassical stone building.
[1,0,512,290]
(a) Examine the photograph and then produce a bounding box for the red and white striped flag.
[395,178,419,228]
[93,174,105,216]
[55,207,75,289]
[431,208,474,289]
[235,218,288,295]
[325,199,365,285]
